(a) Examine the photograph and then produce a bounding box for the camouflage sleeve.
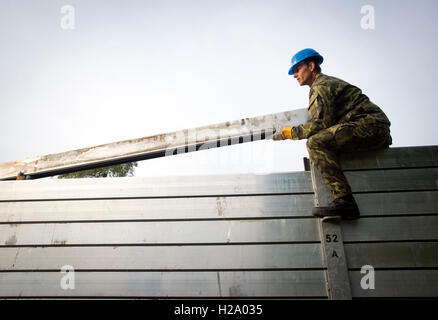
[291,85,336,140]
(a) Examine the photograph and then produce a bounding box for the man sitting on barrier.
[274,48,392,220]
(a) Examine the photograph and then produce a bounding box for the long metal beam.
[0,108,309,180]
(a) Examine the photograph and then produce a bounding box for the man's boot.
[312,194,360,220]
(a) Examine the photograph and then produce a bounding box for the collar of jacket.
[311,72,324,88]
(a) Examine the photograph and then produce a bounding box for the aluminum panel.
[0,243,323,270]
[346,168,438,192]
[340,146,438,170]
[0,172,313,201]
[344,242,438,268]
[342,216,438,242]
[354,191,438,216]
[349,270,438,298]
[0,270,327,298]
[0,108,309,180]
[0,194,315,223]
[0,219,320,246]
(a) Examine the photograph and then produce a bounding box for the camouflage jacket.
[291,73,391,140]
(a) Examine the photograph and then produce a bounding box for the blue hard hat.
[288,48,324,75]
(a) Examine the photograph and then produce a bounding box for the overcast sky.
[1,0,437,177]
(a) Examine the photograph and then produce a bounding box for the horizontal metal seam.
[344,240,438,244]
[0,296,330,299]
[0,192,315,203]
[351,189,438,194]
[348,267,438,271]
[0,268,328,273]
[342,165,438,172]
[0,216,318,225]
[0,241,322,248]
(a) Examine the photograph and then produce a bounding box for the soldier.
[274,48,392,220]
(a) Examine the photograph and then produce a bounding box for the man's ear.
[308,61,315,72]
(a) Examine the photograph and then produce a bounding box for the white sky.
[1,0,437,177]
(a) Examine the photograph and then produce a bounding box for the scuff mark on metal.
[226,221,234,243]
[216,197,227,217]
[217,272,222,297]
[5,234,17,246]
[11,248,20,268]
[53,239,67,245]
[229,285,244,297]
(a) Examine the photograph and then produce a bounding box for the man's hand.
[273,126,294,140]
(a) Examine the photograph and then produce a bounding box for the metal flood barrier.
[0,146,437,299]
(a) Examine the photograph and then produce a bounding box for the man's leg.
[306,124,351,200]
[307,122,391,218]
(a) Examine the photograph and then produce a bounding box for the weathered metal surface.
[0,194,315,223]
[0,172,313,201]
[0,270,328,298]
[0,108,309,180]
[345,168,438,192]
[1,145,437,299]
[0,166,323,298]
[344,242,438,268]
[353,191,438,216]
[340,146,438,170]
[0,244,323,270]
[0,219,320,246]
[310,161,352,300]
[349,270,438,298]
[340,148,438,299]
[341,216,438,242]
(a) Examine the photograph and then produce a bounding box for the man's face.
[293,61,313,86]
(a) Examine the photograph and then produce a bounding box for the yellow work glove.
[273,126,294,140]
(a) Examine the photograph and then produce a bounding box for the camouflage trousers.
[306,121,392,199]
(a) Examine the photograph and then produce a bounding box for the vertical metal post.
[310,161,352,300]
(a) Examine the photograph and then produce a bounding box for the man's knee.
[306,135,316,151]
[306,129,335,152]
[306,136,321,160]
